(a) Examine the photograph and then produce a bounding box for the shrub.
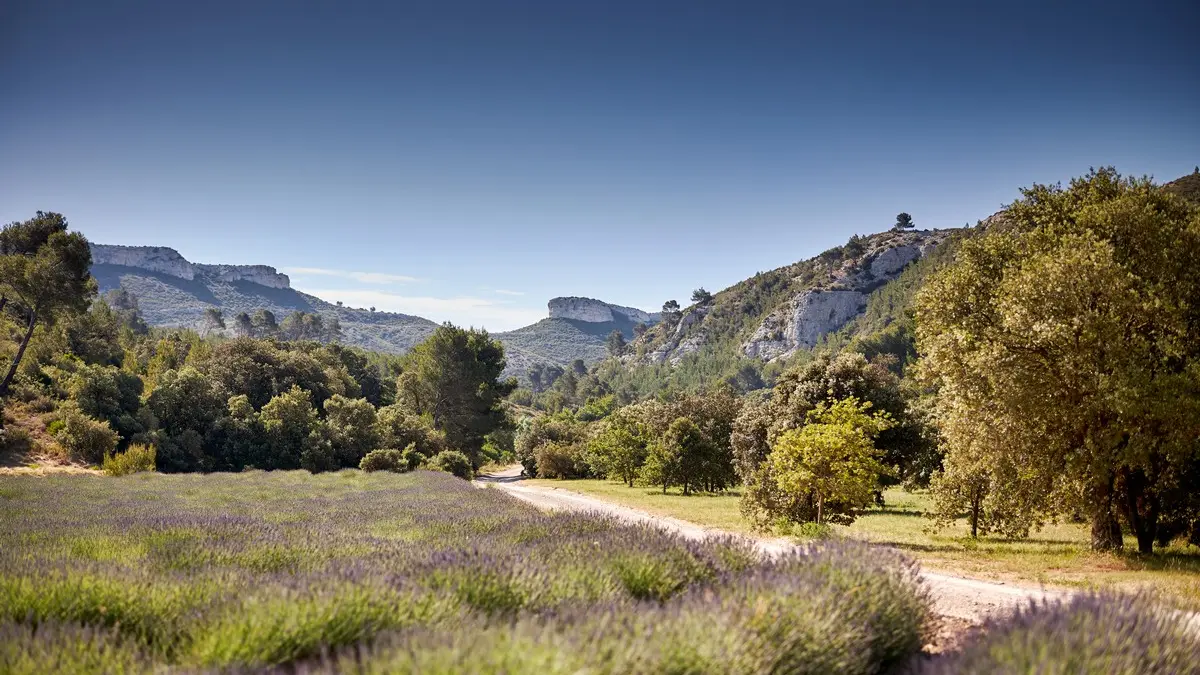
[53,409,118,464]
[102,444,156,476]
[359,448,407,473]
[401,445,425,471]
[925,593,1200,674]
[534,441,590,479]
[0,427,33,456]
[428,450,473,480]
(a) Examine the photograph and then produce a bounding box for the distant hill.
[1164,168,1200,203]
[89,244,655,379]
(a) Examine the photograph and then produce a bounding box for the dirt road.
[476,465,1066,622]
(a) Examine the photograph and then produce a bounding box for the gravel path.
[476,465,1067,622]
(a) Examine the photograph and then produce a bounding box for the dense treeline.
[0,215,517,477]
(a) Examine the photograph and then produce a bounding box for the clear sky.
[2,0,1197,330]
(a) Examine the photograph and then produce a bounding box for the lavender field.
[0,470,933,674]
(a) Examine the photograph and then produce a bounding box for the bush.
[926,593,1200,674]
[534,441,590,479]
[53,409,118,464]
[102,444,156,476]
[0,426,33,456]
[428,450,473,480]
[401,446,425,471]
[359,448,407,473]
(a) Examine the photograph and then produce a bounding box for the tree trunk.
[1120,468,1159,555]
[1089,475,1123,552]
[0,308,37,397]
[816,494,824,525]
[969,494,981,539]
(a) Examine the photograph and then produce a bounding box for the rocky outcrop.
[195,264,290,289]
[868,245,920,278]
[548,297,656,324]
[91,244,196,280]
[742,290,865,359]
[90,244,291,289]
[737,231,950,361]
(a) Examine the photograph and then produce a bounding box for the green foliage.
[259,385,320,471]
[514,412,587,477]
[400,324,516,464]
[767,398,893,524]
[916,168,1200,552]
[533,441,590,479]
[428,450,474,479]
[893,212,914,230]
[586,412,649,486]
[359,448,408,473]
[65,362,145,443]
[690,288,713,304]
[53,407,118,464]
[375,404,444,458]
[0,212,96,395]
[102,443,156,476]
[605,329,626,357]
[324,395,379,467]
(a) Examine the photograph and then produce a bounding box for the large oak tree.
[916,168,1200,552]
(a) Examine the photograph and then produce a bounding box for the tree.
[528,365,545,394]
[691,288,713,304]
[767,398,893,524]
[258,385,320,470]
[233,312,253,337]
[103,289,149,335]
[0,213,95,395]
[250,309,278,338]
[640,416,710,494]
[587,411,649,486]
[606,329,627,357]
[323,395,379,467]
[893,213,915,231]
[633,322,649,338]
[570,359,587,376]
[916,168,1200,552]
[374,403,445,457]
[203,308,225,334]
[400,324,516,464]
[661,300,682,326]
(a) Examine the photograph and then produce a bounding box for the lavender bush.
[923,592,1200,675]
[0,469,932,673]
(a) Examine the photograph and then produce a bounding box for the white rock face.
[742,290,865,359]
[869,245,920,278]
[548,297,655,324]
[91,244,196,280]
[195,264,291,289]
[90,244,291,289]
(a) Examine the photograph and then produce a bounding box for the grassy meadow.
[0,469,933,674]
[525,479,1200,609]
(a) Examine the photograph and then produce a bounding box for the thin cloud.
[283,267,422,285]
[297,288,544,332]
[493,289,525,296]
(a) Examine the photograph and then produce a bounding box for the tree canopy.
[916,168,1200,552]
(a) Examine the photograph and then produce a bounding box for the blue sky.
[2,0,1197,330]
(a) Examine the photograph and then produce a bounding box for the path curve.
[476,465,1066,622]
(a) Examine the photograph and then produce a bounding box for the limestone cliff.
[547,297,657,324]
[91,244,291,289]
